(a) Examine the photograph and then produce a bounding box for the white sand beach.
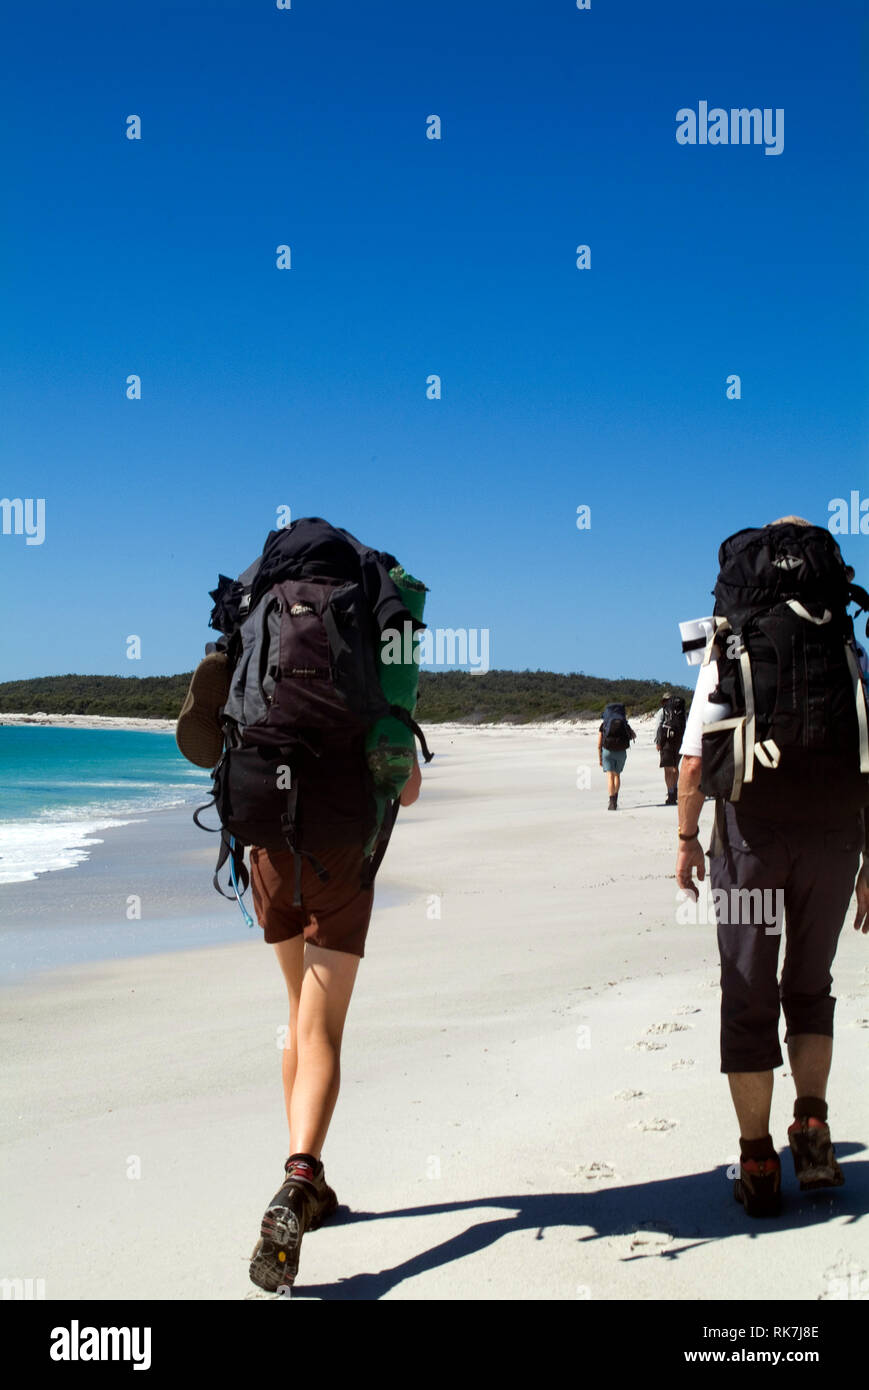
[0,725,866,1301]
[0,713,177,732]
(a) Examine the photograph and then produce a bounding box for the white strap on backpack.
[786,600,832,625]
[844,642,869,774]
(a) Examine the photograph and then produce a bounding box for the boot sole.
[789,1138,845,1190]
[248,1188,338,1294]
[175,655,231,769]
[795,1166,845,1191]
[249,1205,303,1293]
[733,1179,782,1218]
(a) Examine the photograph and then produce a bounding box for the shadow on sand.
[292,1148,866,1300]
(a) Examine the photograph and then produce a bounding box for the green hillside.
[0,670,692,723]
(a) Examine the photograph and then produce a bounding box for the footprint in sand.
[576,1160,616,1180]
[631,1040,667,1052]
[629,1225,674,1252]
[820,1251,869,1301]
[646,1022,692,1034]
[670,1058,695,1070]
[855,1018,869,1029]
[614,1088,647,1101]
[636,1118,678,1132]
[674,1006,701,1015]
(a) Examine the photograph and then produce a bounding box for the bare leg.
[728,1071,774,1140]
[288,944,360,1159]
[664,767,678,791]
[273,937,305,1142]
[787,1034,833,1101]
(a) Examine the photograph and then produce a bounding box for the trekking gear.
[601,702,632,751]
[788,1118,845,1191]
[175,651,232,770]
[699,523,869,817]
[249,1155,339,1294]
[665,788,678,806]
[658,696,686,750]
[608,794,618,810]
[364,565,428,852]
[190,518,433,920]
[680,616,715,665]
[733,1154,782,1218]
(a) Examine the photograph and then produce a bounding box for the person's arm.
[855,811,869,933]
[675,754,706,899]
[399,755,422,807]
[597,729,603,766]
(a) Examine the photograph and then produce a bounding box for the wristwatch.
[678,830,699,841]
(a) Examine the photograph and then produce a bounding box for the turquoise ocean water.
[0,727,211,885]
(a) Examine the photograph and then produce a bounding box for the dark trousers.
[709,801,862,1073]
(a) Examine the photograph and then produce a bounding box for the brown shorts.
[249,843,374,957]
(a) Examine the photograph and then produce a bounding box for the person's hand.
[399,756,422,807]
[854,862,869,933]
[676,838,705,900]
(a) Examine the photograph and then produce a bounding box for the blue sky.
[2,0,867,685]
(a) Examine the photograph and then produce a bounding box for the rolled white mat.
[679,616,715,666]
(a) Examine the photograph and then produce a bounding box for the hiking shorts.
[659,745,681,769]
[249,844,374,957]
[601,748,627,773]
[709,801,862,1073]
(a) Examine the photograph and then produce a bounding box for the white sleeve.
[679,660,719,758]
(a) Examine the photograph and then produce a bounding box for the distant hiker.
[675,517,869,1218]
[655,692,687,805]
[598,701,636,809]
[177,517,432,1293]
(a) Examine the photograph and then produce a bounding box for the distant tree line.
[0,670,692,724]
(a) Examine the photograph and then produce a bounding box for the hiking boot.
[788,1118,845,1190]
[666,789,677,806]
[733,1155,782,1217]
[608,795,618,810]
[249,1155,338,1293]
[175,651,231,769]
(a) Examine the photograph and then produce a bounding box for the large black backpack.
[659,696,686,747]
[196,518,430,912]
[601,702,631,751]
[699,523,869,816]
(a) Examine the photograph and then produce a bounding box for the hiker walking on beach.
[598,702,636,810]
[655,692,686,805]
[675,517,869,1218]
[177,517,431,1292]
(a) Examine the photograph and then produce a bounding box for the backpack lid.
[712,523,853,629]
[208,517,424,640]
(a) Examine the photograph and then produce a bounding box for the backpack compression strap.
[213,828,250,901]
[278,774,330,908]
[390,706,434,762]
[361,798,401,889]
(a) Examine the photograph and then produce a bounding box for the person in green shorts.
[598,702,636,810]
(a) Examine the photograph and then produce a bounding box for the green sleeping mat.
[365,566,427,848]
